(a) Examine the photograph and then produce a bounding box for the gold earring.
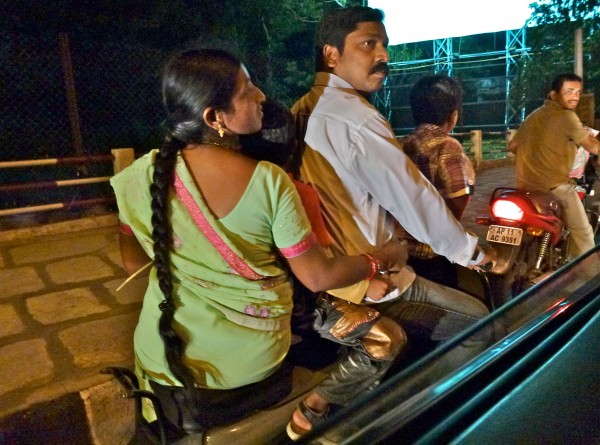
[217,123,225,138]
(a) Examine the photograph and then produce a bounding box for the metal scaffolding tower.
[375,27,530,132]
[504,27,530,127]
[372,81,392,121]
[433,38,453,76]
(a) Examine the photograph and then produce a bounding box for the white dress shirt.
[293,73,478,284]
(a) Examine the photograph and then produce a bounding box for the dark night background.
[0,0,597,213]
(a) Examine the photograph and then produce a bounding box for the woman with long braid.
[111,48,407,436]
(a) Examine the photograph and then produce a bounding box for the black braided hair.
[149,49,240,423]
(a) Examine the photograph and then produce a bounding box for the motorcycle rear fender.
[486,242,521,275]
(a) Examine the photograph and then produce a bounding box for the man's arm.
[580,129,599,155]
[446,195,471,221]
[567,114,598,155]
[351,114,479,266]
[437,139,474,221]
[507,138,518,154]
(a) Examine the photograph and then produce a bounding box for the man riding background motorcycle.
[473,73,600,309]
[508,72,599,260]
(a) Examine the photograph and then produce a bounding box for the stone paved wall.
[0,220,144,444]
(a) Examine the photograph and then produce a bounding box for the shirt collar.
[313,72,362,97]
[544,99,572,112]
[416,123,445,135]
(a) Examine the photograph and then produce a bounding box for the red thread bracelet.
[362,253,381,280]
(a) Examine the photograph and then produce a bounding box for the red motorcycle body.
[476,187,568,308]
[485,187,564,245]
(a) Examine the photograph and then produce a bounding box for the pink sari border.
[279,232,317,258]
[173,173,264,281]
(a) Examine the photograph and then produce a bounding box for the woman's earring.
[217,123,225,138]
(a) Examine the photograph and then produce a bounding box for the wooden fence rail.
[452,129,516,169]
[0,131,516,219]
[0,154,113,169]
[0,148,134,217]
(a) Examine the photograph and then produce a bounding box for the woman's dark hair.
[150,48,240,426]
[161,48,240,144]
[239,99,297,171]
[409,75,462,126]
[315,6,384,71]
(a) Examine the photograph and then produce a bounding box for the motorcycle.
[102,326,339,445]
[476,187,568,308]
[476,156,599,309]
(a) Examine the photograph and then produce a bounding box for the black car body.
[300,246,600,444]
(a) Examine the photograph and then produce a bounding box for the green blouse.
[111,150,314,391]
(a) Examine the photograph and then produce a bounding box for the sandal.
[286,399,329,441]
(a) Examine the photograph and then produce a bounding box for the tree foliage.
[225,0,325,105]
[3,0,339,105]
[529,0,600,30]
[9,0,598,126]
[510,0,600,116]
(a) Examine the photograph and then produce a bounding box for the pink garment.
[570,147,589,179]
[174,172,265,280]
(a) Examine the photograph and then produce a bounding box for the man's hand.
[468,244,497,270]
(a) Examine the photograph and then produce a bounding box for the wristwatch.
[469,247,485,265]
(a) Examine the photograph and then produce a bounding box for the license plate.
[486,225,523,246]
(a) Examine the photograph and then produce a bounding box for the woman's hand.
[365,276,396,301]
[372,239,409,273]
[287,239,407,293]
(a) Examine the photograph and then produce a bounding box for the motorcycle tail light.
[491,199,524,221]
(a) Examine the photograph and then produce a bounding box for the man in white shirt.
[286,6,495,440]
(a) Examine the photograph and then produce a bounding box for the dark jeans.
[408,255,459,289]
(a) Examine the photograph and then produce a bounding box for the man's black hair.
[315,6,384,72]
[550,72,583,93]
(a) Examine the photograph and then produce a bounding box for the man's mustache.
[370,63,389,75]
